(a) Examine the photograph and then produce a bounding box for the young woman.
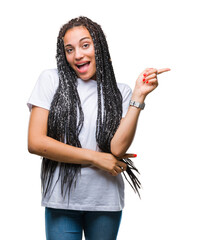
[27,16,170,240]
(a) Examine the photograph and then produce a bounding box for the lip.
[75,61,90,66]
[75,61,90,74]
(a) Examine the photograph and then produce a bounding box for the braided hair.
[41,16,140,199]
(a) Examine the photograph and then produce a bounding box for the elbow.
[28,141,38,155]
[111,146,126,158]
[111,139,133,158]
[110,137,128,158]
[112,151,125,159]
[111,141,131,158]
[28,137,44,156]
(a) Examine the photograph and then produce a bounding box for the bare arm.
[28,106,133,176]
[110,105,142,158]
[28,106,97,165]
[111,68,171,157]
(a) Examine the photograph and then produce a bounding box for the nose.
[74,47,84,60]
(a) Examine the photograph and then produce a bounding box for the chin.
[79,74,96,81]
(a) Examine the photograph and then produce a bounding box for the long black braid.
[41,16,141,199]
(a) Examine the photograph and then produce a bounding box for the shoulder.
[36,69,59,95]
[38,68,59,85]
[40,68,58,76]
[117,82,132,97]
[27,69,59,111]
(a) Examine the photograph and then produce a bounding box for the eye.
[65,48,73,54]
[82,43,90,49]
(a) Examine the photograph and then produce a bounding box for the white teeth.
[77,62,89,66]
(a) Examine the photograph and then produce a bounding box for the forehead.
[63,26,92,45]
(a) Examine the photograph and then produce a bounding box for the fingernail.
[143,73,147,77]
[146,80,149,83]
[143,78,146,82]
[133,154,137,157]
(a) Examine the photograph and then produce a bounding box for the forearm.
[110,107,141,157]
[28,135,101,165]
[28,134,128,176]
[111,92,145,157]
[111,66,171,157]
[27,106,127,175]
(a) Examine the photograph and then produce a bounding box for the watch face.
[129,100,145,109]
[135,102,140,108]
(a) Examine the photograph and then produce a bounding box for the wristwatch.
[129,100,145,110]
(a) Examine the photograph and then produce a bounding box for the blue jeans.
[45,207,122,240]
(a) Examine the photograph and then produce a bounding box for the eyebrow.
[64,37,91,48]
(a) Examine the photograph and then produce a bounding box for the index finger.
[157,68,171,75]
[118,153,137,159]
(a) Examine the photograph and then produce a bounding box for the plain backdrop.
[0,0,196,239]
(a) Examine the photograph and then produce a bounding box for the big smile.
[75,62,90,73]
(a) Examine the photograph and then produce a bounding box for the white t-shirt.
[27,69,132,211]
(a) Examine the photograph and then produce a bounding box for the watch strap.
[129,100,145,110]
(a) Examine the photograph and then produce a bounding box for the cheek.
[88,45,95,57]
[65,54,73,66]
[93,56,96,69]
[89,49,96,65]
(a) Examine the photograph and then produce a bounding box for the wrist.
[131,89,146,103]
[81,149,100,165]
[129,100,145,110]
[91,151,105,166]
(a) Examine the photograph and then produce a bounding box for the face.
[63,26,96,81]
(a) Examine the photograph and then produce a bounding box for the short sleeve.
[117,83,132,118]
[27,69,59,111]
